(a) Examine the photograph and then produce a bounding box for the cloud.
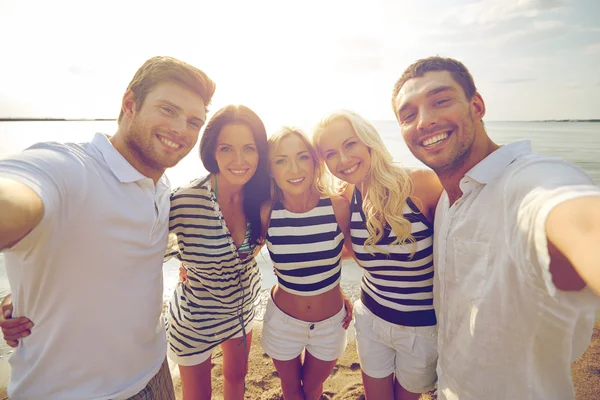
[442,0,566,27]
[491,78,536,84]
[330,35,385,72]
[585,43,600,55]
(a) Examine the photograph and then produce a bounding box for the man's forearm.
[0,178,44,251]
[546,196,600,296]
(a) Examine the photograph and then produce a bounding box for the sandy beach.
[0,321,598,399]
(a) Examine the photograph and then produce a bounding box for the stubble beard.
[428,114,476,177]
[126,116,178,173]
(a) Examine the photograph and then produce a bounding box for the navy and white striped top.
[351,188,436,327]
[165,175,261,358]
[266,197,344,296]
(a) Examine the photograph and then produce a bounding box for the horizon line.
[1,118,599,123]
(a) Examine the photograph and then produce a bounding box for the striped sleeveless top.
[266,197,344,296]
[165,175,261,358]
[351,187,436,327]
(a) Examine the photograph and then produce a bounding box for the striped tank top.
[266,197,344,296]
[165,175,261,358]
[351,187,436,327]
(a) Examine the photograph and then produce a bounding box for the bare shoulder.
[330,195,351,234]
[340,184,355,203]
[330,194,350,212]
[408,168,443,221]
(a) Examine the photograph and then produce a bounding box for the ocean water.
[0,120,599,364]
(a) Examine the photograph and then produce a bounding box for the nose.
[235,150,244,164]
[290,159,300,174]
[417,107,437,132]
[339,151,349,164]
[170,116,187,135]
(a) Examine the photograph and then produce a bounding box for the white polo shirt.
[0,133,170,400]
[433,141,600,400]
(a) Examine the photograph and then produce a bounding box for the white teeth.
[422,133,448,147]
[159,137,180,149]
[342,164,359,174]
[230,169,247,175]
[288,177,304,184]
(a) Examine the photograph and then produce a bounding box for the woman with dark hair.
[166,104,270,399]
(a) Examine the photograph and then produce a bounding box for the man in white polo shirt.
[0,56,215,399]
[392,56,600,399]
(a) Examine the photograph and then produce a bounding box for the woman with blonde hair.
[313,110,442,400]
[260,126,353,400]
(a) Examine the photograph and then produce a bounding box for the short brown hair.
[118,56,216,124]
[392,56,477,106]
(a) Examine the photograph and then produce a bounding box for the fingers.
[2,318,34,341]
[7,340,19,348]
[342,297,354,330]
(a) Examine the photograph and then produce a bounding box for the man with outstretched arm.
[391,56,600,400]
[0,56,215,399]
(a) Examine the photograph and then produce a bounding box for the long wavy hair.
[199,104,270,246]
[313,110,415,254]
[268,126,331,204]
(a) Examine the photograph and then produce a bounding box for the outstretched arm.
[546,196,600,295]
[0,178,44,250]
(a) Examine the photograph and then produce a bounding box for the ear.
[471,92,486,121]
[121,90,137,121]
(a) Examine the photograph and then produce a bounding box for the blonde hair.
[313,110,415,254]
[268,126,332,203]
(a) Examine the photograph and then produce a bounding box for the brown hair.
[392,56,477,107]
[118,56,216,124]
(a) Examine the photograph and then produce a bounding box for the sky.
[0,0,599,125]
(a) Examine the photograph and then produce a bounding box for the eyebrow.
[218,142,256,146]
[159,100,206,123]
[396,85,457,115]
[274,150,310,158]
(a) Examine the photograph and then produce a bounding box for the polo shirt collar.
[465,140,532,185]
[91,133,153,184]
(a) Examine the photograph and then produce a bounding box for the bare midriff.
[271,284,344,322]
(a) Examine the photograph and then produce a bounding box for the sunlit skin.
[270,134,316,201]
[214,123,259,188]
[316,118,371,186]
[264,133,352,400]
[112,81,207,183]
[392,71,495,203]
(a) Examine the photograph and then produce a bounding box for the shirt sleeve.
[505,155,600,302]
[0,142,88,251]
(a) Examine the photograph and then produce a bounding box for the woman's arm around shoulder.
[408,168,443,224]
[255,200,273,255]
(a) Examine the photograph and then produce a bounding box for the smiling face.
[124,81,206,174]
[393,70,485,174]
[316,118,371,185]
[214,123,259,186]
[270,133,316,197]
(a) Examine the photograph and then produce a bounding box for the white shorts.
[167,318,255,367]
[354,299,438,393]
[261,296,348,362]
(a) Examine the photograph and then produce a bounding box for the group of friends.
[0,55,599,400]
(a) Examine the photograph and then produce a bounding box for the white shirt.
[433,141,600,400]
[0,133,170,400]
